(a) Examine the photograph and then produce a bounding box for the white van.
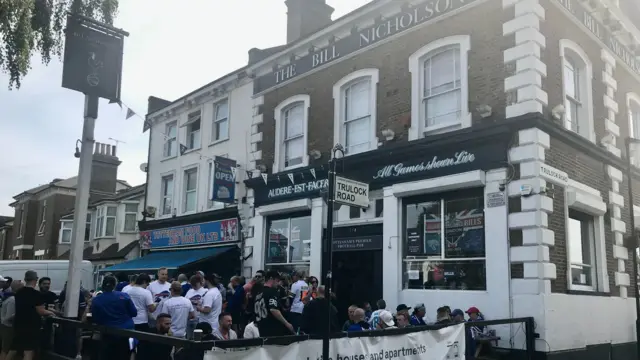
[0,260,94,294]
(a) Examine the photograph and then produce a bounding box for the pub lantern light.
[74,139,82,158]
[476,104,492,118]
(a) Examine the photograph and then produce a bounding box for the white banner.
[204,324,465,360]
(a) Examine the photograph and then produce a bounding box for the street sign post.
[334,176,369,209]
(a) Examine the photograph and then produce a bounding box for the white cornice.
[601,0,640,47]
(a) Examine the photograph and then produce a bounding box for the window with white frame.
[627,93,640,139]
[333,69,379,155]
[409,36,471,139]
[274,95,310,171]
[17,204,24,238]
[123,203,139,232]
[105,206,116,236]
[207,156,228,210]
[185,111,201,150]
[95,207,104,238]
[212,99,229,142]
[560,40,594,141]
[568,210,597,289]
[183,168,198,213]
[37,200,47,234]
[265,214,311,275]
[161,174,174,216]
[60,221,73,243]
[164,121,178,157]
[85,213,91,241]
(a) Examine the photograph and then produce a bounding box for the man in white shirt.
[184,275,207,338]
[288,270,308,333]
[196,274,222,330]
[121,274,137,293]
[157,282,195,338]
[212,313,237,340]
[369,299,387,329]
[147,268,170,326]
[123,274,155,332]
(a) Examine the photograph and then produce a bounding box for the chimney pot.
[112,145,117,157]
[105,144,111,156]
[101,143,107,155]
[94,142,101,154]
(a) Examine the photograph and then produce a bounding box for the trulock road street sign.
[334,176,369,208]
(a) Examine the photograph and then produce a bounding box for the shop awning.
[99,245,235,272]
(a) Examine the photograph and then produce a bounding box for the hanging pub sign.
[212,156,237,204]
[254,0,477,94]
[62,14,127,101]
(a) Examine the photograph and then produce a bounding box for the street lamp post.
[322,144,344,360]
[624,137,640,359]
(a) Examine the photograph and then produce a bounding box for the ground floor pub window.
[265,213,311,275]
[403,190,486,290]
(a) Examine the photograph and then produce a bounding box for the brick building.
[237,0,640,358]
[7,142,128,260]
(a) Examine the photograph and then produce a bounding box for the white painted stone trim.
[503,0,547,118]
[626,92,640,139]
[604,158,628,297]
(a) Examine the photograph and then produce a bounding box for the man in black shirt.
[38,277,58,311]
[6,270,55,360]
[253,271,294,337]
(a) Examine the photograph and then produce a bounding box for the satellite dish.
[139,163,148,172]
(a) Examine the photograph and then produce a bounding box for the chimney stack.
[90,141,122,194]
[286,0,334,43]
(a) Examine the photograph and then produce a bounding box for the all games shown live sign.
[62,14,127,101]
[253,0,477,94]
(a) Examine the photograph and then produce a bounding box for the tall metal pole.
[625,137,640,360]
[64,95,98,318]
[322,152,337,360]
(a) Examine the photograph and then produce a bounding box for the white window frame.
[207,155,229,210]
[560,39,595,142]
[163,121,178,158]
[332,68,379,156]
[212,98,230,143]
[59,221,73,244]
[274,94,310,172]
[37,200,47,235]
[122,202,139,232]
[182,165,199,214]
[160,172,175,217]
[85,213,91,242]
[627,92,640,139]
[564,180,608,292]
[17,204,24,239]
[184,110,202,151]
[409,35,471,140]
[95,207,104,238]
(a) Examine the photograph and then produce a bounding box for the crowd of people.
[0,268,493,360]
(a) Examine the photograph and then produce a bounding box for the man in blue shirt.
[410,303,427,326]
[91,276,137,359]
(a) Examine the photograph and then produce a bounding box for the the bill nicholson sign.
[254,0,477,94]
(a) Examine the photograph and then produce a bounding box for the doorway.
[332,249,382,324]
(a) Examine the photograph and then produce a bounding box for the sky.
[0,0,370,216]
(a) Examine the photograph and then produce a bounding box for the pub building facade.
[242,0,640,358]
[101,72,256,280]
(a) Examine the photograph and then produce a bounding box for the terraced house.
[234,0,640,358]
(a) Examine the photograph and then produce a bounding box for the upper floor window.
[627,93,640,139]
[333,69,379,156]
[123,203,139,232]
[409,35,471,140]
[274,95,310,172]
[17,204,24,238]
[37,200,47,235]
[183,167,198,213]
[560,39,594,142]
[95,206,117,238]
[61,214,92,244]
[161,174,174,216]
[185,111,201,150]
[164,121,178,158]
[212,99,229,142]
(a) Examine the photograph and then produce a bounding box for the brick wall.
[257,0,509,168]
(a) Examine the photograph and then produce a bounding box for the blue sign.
[142,218,238,249]
[212,156,236,204]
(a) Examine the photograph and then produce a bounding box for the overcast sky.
[0,0,370,216]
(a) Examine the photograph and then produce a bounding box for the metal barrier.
[43,316,536,360]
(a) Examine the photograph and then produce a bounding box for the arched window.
[409,35,471,140]
[560,39,594,142]
[274,95,310,172]
[627,93,640,139]
[332,69,379,155]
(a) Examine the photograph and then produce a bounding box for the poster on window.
[406,228,423,256]
[268,229,288,264]
[443,209,484,258]
[423,214,442,256]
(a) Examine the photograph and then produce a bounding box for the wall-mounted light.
[309,149,322,160]
[476,104,493,118]
[600,133,615,146]
[381,128,395,141]
[74,139,82,158]
[551,104,566,121]
[257,164,268,173]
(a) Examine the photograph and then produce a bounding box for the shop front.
[246,125,513,325]
[101,207,241,281]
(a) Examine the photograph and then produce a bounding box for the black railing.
[43,316,536,360]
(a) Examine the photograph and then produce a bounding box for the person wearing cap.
[375,310,396,330]
[451,309,465,323]
[410,303,427,326]
[466,306,486,338]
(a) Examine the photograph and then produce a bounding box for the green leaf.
[0,0,119,89]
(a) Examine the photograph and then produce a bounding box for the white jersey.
[198,287,222,330]
[158,296,194,338]
[185,287,208,321]
[290,280,308,314]
[147,280,171,319]
[124,286,153,324]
